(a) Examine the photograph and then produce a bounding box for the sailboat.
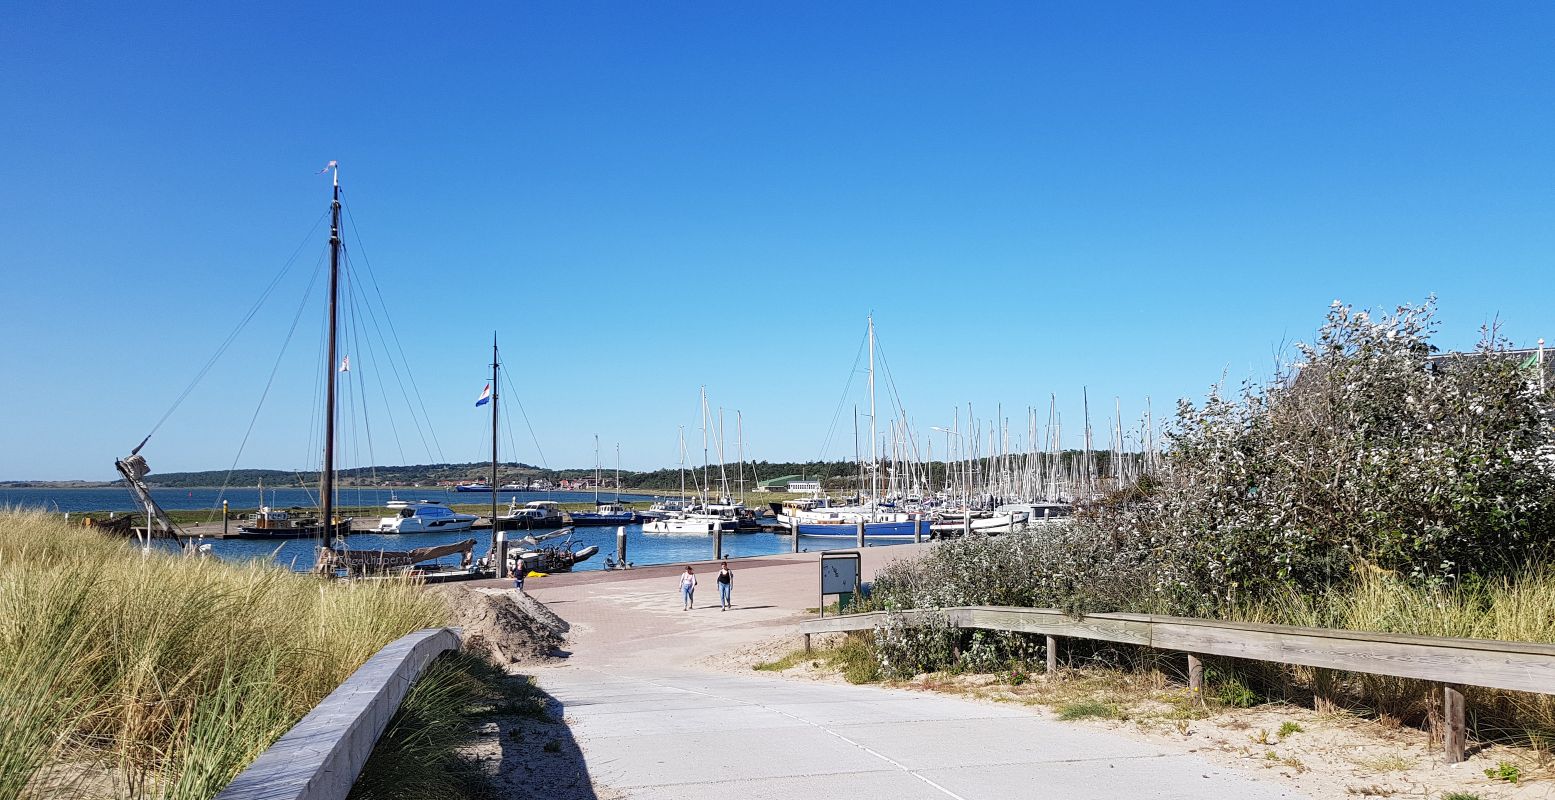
[774,315,930,540]
[568,437,635,526]
[476,338,596,571]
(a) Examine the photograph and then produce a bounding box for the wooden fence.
[798,606,1555,763]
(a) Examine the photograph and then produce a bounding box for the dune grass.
[0,509,448,800]
[1226,568,1555,748]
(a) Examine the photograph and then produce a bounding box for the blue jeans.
[718,582,731,608]
[682,585,694,607]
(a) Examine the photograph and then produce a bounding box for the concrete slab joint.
[214,627,462,800]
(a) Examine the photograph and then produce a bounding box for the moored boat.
[375,501,479,533]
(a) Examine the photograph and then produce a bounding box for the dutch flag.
[475,384,491,407]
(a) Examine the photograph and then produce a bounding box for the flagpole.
[491,332,501,577]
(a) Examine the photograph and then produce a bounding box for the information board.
[820,550,861,611]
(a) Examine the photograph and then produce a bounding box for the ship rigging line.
[500,367,550,470]
[341,195,445,462]
[816,327,869,464]
[137,211,328,451]
[206,252,329,523]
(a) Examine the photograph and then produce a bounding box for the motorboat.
[453,482,493,493]
[642,514,724,535]
[497,500,566,531]
[376,501,479,533]
[237,506,352,540]
[568,501,636,527]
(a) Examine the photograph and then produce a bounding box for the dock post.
[790,518,799,553]
[913,513,922,544]
[856,519,865,548]
[1046,635,1059,676]
[1188,654,1203,705]
[495,531,508,579]
[615,526,627,566]
[713,524,723,561]
[222,499,229,538]
[963,513,971,538]
[1008,513,1016,535]
[1444,684,1467,763]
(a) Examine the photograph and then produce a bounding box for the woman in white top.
[680,565,697,611]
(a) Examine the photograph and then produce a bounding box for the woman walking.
[680,565,697,610]
[716,561,733,610]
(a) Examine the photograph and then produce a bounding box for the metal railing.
[799,606,1555,763]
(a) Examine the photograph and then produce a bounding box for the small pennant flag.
[317,160,338,174]
[1519,353,1540,370]
[475,384,491,407]
[338,355,350,373]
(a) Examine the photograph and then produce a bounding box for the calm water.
[6,486,887,572]
[177,524,871,573]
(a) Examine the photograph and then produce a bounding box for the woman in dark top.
[717,561,733,610]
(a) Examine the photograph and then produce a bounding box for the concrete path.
[516,547,1308,799]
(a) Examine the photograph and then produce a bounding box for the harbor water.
[4,486,901,572]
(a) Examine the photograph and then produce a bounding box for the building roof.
[757,474,804,488]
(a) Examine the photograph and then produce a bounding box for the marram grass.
[0,509,447,800]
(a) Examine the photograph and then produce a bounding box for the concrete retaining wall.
[214,626,462,800]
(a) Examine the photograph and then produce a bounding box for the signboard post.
[819,550,861,619]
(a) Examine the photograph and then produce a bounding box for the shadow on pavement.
[487,675,604,800]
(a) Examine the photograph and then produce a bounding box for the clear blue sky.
[2,2,1551,481]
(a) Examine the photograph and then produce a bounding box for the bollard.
[963,513,971,538]
[1008,513,1016,535]
[222,499,229,538]
[856,519,866,548]
[495,531,508,579]
[713,523,723,561]
[790,517,800,553]
[616,525,627,566]
[913,513,922,544]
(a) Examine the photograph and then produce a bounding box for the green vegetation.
[1056,700,1120,721]
[0,509,447,800]
[350,652,542,800]
[1483,761,1522,783]
[850,300,1555,752]
[752,651,809,672]
[1277,721,1303,738]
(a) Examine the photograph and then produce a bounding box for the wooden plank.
[955,607,1152,647]
[1147,614,1555,658]
[1150,621,1555,696]
[797,612,884,634]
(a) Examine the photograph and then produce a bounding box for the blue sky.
[2,1,1551,481]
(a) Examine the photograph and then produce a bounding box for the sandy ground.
[462,546,1555,799]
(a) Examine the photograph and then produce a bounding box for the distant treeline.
[131,451,1127,489]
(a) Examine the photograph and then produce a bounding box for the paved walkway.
[519,547,1307,800]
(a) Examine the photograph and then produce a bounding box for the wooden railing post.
[1443,684,1466,763]
[803,632,812,654]
[1187,654,1203,705]
[1046,634,1059,676]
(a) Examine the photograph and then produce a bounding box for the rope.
[144,211,327,446]
[207,250,328,521]
[341,196,445,461]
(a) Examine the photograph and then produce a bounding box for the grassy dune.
[0,509,448,800]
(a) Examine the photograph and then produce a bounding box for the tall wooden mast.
[320,162,341,547]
